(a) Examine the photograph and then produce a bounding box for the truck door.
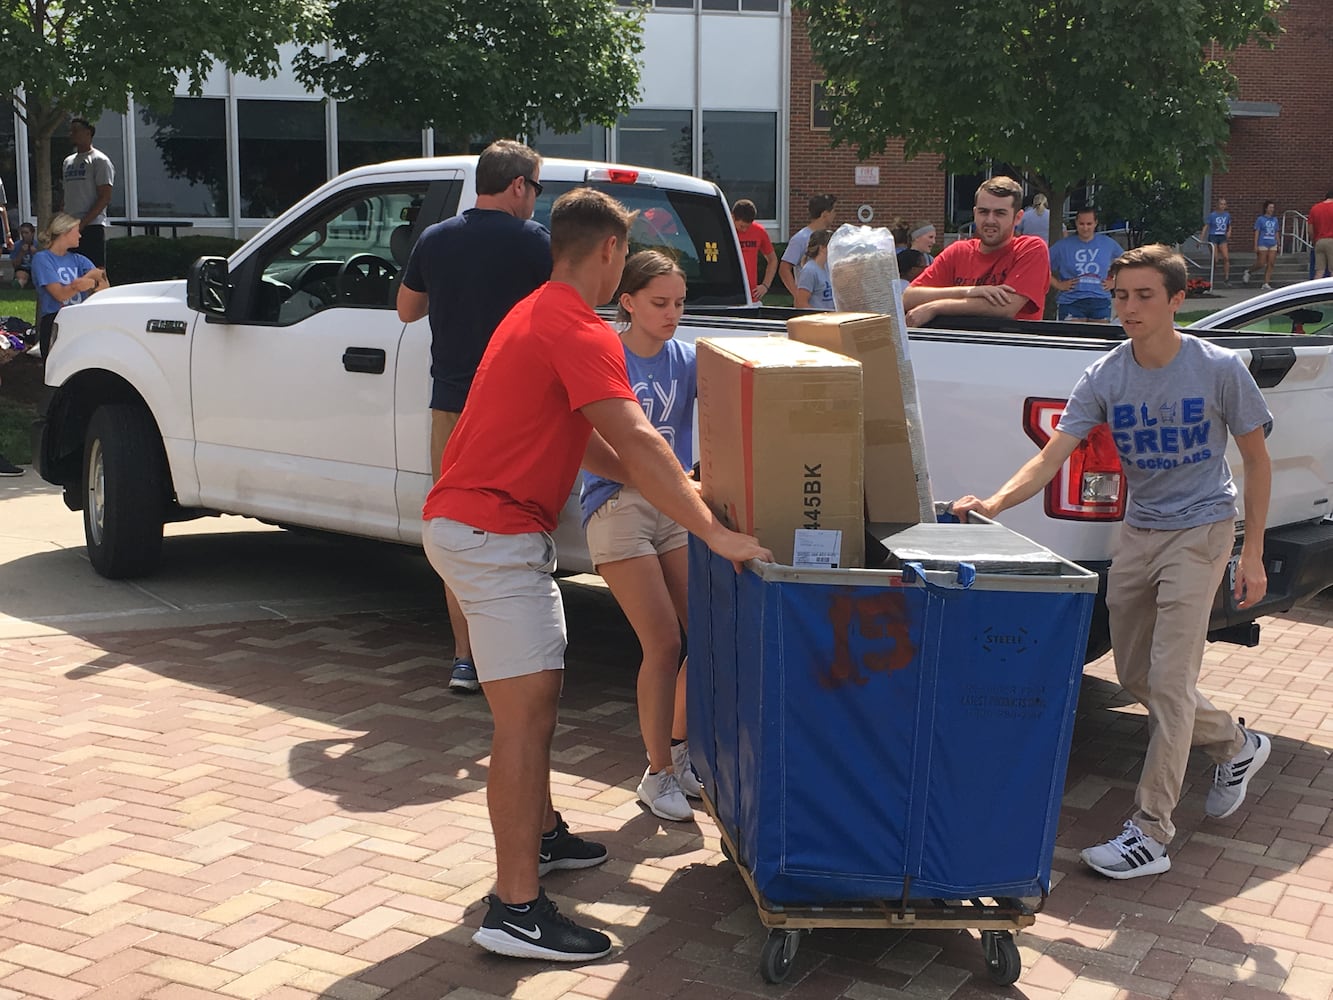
[191,181,431,538]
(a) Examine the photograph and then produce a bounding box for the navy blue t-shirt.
[402,208,552,411]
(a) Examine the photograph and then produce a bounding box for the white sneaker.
[1205,723,1271,819]
[1080,820,1170,880]
[1261,283,1272,291]
[1242,269,1251,285]
[671,742,703,799]
[637,767,693,822]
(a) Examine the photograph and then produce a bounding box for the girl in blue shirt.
[1252,200,1280,290]
[580,250,701,822]
[32,212,108,357]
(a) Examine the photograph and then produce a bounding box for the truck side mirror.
[187,257,230,317]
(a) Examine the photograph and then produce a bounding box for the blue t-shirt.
[580,338,697,525]
[1049,233,1122,304]
[1056,335,1272,530]
[401,208,552,412]
[797,260,835,309]
[1254,214,1279,247]
[1205,211,1231,238]
[32,249,95,319]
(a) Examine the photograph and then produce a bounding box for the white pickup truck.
[33,157,1333,660]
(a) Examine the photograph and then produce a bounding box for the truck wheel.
[83,405,166,579]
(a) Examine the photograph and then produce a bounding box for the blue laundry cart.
[688,516,1097,985]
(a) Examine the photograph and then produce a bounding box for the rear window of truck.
[534,182,746,306]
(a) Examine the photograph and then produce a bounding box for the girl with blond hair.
[33,212,108,357]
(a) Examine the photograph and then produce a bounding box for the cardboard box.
[786,312,934,525]
[697,337,864,568]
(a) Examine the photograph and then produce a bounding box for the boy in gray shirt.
[953,243,1273,880]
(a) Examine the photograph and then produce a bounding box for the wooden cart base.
[702,790,1039,985]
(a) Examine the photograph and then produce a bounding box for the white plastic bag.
[827,223,900,316]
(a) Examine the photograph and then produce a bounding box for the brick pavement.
[1,580,1331,1000]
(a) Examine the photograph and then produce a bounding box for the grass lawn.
[0,286,41,466]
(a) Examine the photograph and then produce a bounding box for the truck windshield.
[534,182,746,306]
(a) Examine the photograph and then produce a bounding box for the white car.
[1190,278,1333,335]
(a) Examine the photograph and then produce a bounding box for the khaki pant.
[1315,237,1333,279]
[430,409,463,480]
[1107,520,1246,844]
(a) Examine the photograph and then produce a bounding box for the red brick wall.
[787,10,945,242]
[1212,0,1333,226]
[787,3,1333,241]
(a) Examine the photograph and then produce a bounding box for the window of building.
[41,110,128,219]
[703,111,777,219]
[617,109,692,175]
[0,104,15,213]
[336,106,423,173]
[134,98,228,217]
[530,123,608,163]
[237,100,327,219]
[811,82,833,131]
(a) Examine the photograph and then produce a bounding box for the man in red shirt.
[1310,190,1333,280]
[902,176,1051,324]
[732,198,778,300]
[422,188,771,962]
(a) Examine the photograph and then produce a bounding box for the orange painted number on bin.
[821,591,916,689]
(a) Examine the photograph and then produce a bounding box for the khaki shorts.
[585,487,688,568]
[430,409,463,479]
[422,517,566,682]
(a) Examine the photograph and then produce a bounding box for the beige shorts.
[430,409,463,479]
[422,517,565,682]
[585,487,688,568]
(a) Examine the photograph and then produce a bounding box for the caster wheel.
[759,929,799,983]
[982,930,1021,986]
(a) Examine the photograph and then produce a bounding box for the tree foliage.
[1097,169,1204,248]
[0,0,328,225]
[294,0,645,148]
[797,0,1285,242]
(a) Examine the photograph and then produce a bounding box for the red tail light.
[585,167,641,185]
[1023,397,1125,521]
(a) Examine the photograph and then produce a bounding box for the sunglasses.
[521,176,543,197]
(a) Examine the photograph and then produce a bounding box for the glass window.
[810,82,833,131]
[336,106,422,173]
[250,183,430,324]
[530,123,607,162]
[741,0,780,9]
[1227,299,1333,336]
[534,179,746,305]
[702,0,738,8]
[134,98,228,217]
[0,103,15,214]
[703,111,777,219]
[617,109,692,175]
[238,100,327,219]
[42,110,127,219]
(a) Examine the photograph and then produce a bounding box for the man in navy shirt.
[397,140,553,692]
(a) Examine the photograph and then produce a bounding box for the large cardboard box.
[697,337,864,568]
[786,312,933,525]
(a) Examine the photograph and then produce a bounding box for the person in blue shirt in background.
[794,229,835,310]
[1248,200,1280,290]
[1200,196,1233,286]
[32,212,108,358]
[1049,207,1123,322]
[580,250,703,824]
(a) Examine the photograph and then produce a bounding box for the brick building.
[787,0,1333,243]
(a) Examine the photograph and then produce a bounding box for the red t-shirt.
[423,282,637,534]
[910,235,1051,321]
[736,222,774,289]
[1309,200,1333,243]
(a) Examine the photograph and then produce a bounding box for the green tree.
[1097,169,1204,248]
[293,0,644,149]
[797,0,1284,244]
[0,0,328,228]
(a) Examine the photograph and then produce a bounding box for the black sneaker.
[0,454,23,477]
[538,812,608,876]
[473,888,612,961]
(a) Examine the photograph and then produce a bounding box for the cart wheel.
[759,929,800,983]
[982,930,1021,986]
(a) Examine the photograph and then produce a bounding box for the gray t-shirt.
[62,147,115,224]
[781,226,815,267]
[1056,334,1272,530]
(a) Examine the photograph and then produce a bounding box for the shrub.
[106,235,245,285]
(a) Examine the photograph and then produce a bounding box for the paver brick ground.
[1,580,1331,999]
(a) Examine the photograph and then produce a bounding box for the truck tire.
[82,404,166,579]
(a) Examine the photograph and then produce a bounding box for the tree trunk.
[27,95,66,232]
